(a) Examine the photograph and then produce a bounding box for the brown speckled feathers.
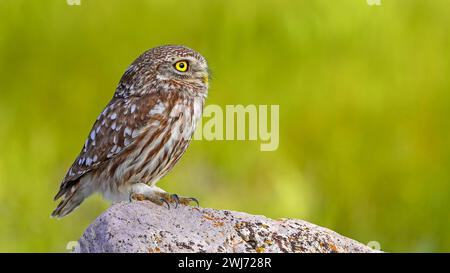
[52,45,209,217]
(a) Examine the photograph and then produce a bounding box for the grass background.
[0,0,449,252]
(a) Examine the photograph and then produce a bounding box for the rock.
[75,201,376,253]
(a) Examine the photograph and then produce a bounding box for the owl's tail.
[51,180,87,218]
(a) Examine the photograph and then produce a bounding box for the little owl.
[52,45,209,218]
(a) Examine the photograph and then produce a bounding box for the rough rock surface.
[75,201,375,253]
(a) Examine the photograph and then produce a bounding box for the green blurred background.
[0,0,449,252]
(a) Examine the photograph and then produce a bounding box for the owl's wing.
[55,94,168,199]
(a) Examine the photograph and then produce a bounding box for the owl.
[52,45,209,218]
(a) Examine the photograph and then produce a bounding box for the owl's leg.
[130,183,199,208]
[129,183,170,209]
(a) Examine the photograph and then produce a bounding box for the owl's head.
[115,45,209,98]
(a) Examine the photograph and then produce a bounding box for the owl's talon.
[176,196,199,207]
[160,198,171,210]
[170,194,180,208]
[186,197,200,207]
[192,197,200,207]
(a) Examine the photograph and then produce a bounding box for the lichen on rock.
[75,201,376,253]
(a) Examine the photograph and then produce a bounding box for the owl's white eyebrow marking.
[131,104,137,114]
[110,113,117,120]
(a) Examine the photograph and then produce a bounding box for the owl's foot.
[129,183,198,209]
[130,193,171,209]
[129,183,172,209]
[158,193,199,208]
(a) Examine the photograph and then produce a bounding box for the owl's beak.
[203,68,212,84]
[202,74,209,85]
[200,68,211,85]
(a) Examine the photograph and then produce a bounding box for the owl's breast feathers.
[55,91,203,200]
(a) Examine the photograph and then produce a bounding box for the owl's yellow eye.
[174,60,189,72]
